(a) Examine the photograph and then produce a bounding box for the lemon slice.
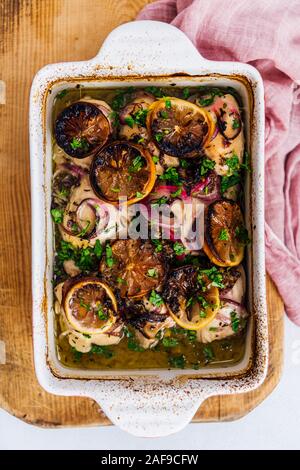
[63,278,118,335]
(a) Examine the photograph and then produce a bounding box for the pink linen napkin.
[138,0,300,325]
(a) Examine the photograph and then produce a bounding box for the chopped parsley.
[111,87,135,111]
[159,167,180,184]
[182,87,190,99]
[124,116,134,128]
[219,228,229,241]
[169,355,185,369]
[151,239,163,252]
[200,157,215,176]
[90,344,114,358]
[197,86,224,106]
[51,207,64,224]
[136,191,144,198]
[152,155,159,164]
[147,268,158,278]
[162,337,178,348]
[220,173,241,194]
[70,137,89,151]
[97,306,108,320]
[232,118,240,129]
[105,244,114,267]
[129,155,144,173]
[94,239,103,259]
[72,347,82,362]
[149,290,163,307]
[230,311,240,333]
[155,133,164,143]
[198,266,224,289]
[145,86,165,98]
[151,195,168,207]
[203,345,214,363]
[173,242,186,256]
[165,98,172,109]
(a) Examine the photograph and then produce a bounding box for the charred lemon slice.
[163,266,220,330]
[90,141,156,205]
[63,278,118,334]
[204,199,246,267]
[55,101,111,158]
[147,97,214,158]
[99,240,166,298]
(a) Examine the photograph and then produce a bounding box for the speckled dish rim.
[30,20,267,437]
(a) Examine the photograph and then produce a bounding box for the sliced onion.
[190,171,221,204]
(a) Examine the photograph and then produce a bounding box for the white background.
[1,316,299,450]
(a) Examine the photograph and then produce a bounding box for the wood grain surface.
[0,0,284,427]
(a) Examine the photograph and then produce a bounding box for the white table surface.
[1,316,299,450]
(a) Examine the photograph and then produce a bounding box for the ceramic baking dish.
[30,20,267,437]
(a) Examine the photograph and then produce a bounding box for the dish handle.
[91,20,210,74]
[89,379,214,438]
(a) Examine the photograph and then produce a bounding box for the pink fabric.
[138,0,300,325]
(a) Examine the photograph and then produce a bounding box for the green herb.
[173,242,186,256]
[70,137,89,151]
[117,277,126,285]
[109,111,120,127]
[151,239,163,252]
[240,151,251,172]
[230,311,240,333]
[83,333,91,338]
[160,110,169,119]
[220,173,241,194]
[235,225,251,245]
[145,86,165,98]
[105,244,114,267]
[199,310,207,318]
[124,116,135,128]
[187,330,197,342]
[197,86,224,107]
[162,337,178,348]
[111,187,120,193]
[219,228,229,241]
[78,221,91,238]
[180,159,189,169]
[136,191,144,198]
[138,137,145,144]
[72,347,82,362]
[171,187,182,198]
[198,266,224,289]
[232,118,240,129]
[112,87,135,111]
[152,155,159,164]
[149,290,163,307]
[97,306,108,320]
[57,89,68,99]
[182,87,190,99]
[159,167,180,184]
[133,108,148,126]
[151,195,168,207]
[90,344,114,358]
[165,99,172,109]
[51,207,64,224]
[197,295,209,309]
[155,133,164,143]
[94,240,103,259]
[147,268,158,278]
[203,345,214,363]
[169,355,185,369]
[129,155,144,173]
[200,157,215,176]
[127,337,145,352]
[55,240,100,274]
[79,299,90,311]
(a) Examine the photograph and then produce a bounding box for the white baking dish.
[30,20,267,437]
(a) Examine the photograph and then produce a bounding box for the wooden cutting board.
[0,0,284,427]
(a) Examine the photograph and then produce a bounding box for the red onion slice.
[190,171,221,205]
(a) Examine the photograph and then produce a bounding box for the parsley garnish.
[182,87,190,99]
[230,311,240,333]
[51,207,63,224]
[105,244,114,267]
[203,346,214,363]
[198,266,224,289]
[90,345,114,358]
[219,228,229,241]
[152,239,163,252]
[165,99,172,109]
[149,290,163,307]
[70,137,89,151]
[173,242,186,256]
[162,337,178,348]
[57,89,68,100]
[200,158,215,176]
[235,225,251,245]
[155,133,164,143]
[147,268,158,278]
[145,86,165,98]
[124,116,134,128]
[159,167,180,184]
[169,355,185,369]
[129,155,144,173]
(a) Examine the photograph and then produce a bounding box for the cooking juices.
[51,85,250,370]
